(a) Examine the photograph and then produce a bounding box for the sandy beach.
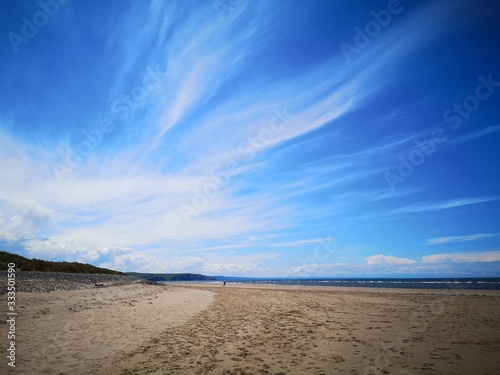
[0,281,213,375]
[1,282,499,374]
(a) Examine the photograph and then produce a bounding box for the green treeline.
[0,251,123,275]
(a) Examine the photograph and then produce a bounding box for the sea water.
[172,277,500,290]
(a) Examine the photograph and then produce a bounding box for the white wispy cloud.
[393,196,500,214]
[423,251,500,263]
[445,124,500,148]
[365,254,417,265]
[426,233,500,245]
[268,238,335,248]
[287,263,351,277]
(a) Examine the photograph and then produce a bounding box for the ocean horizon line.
[165,277,500,290]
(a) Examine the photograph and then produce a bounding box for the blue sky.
[1,0,500,277]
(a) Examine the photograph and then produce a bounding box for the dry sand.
[0,283,213,375]
[1,283,499,374]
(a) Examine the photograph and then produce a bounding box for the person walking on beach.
[223,281,226,286]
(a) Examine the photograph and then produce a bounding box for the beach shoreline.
[169,281,500,295]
